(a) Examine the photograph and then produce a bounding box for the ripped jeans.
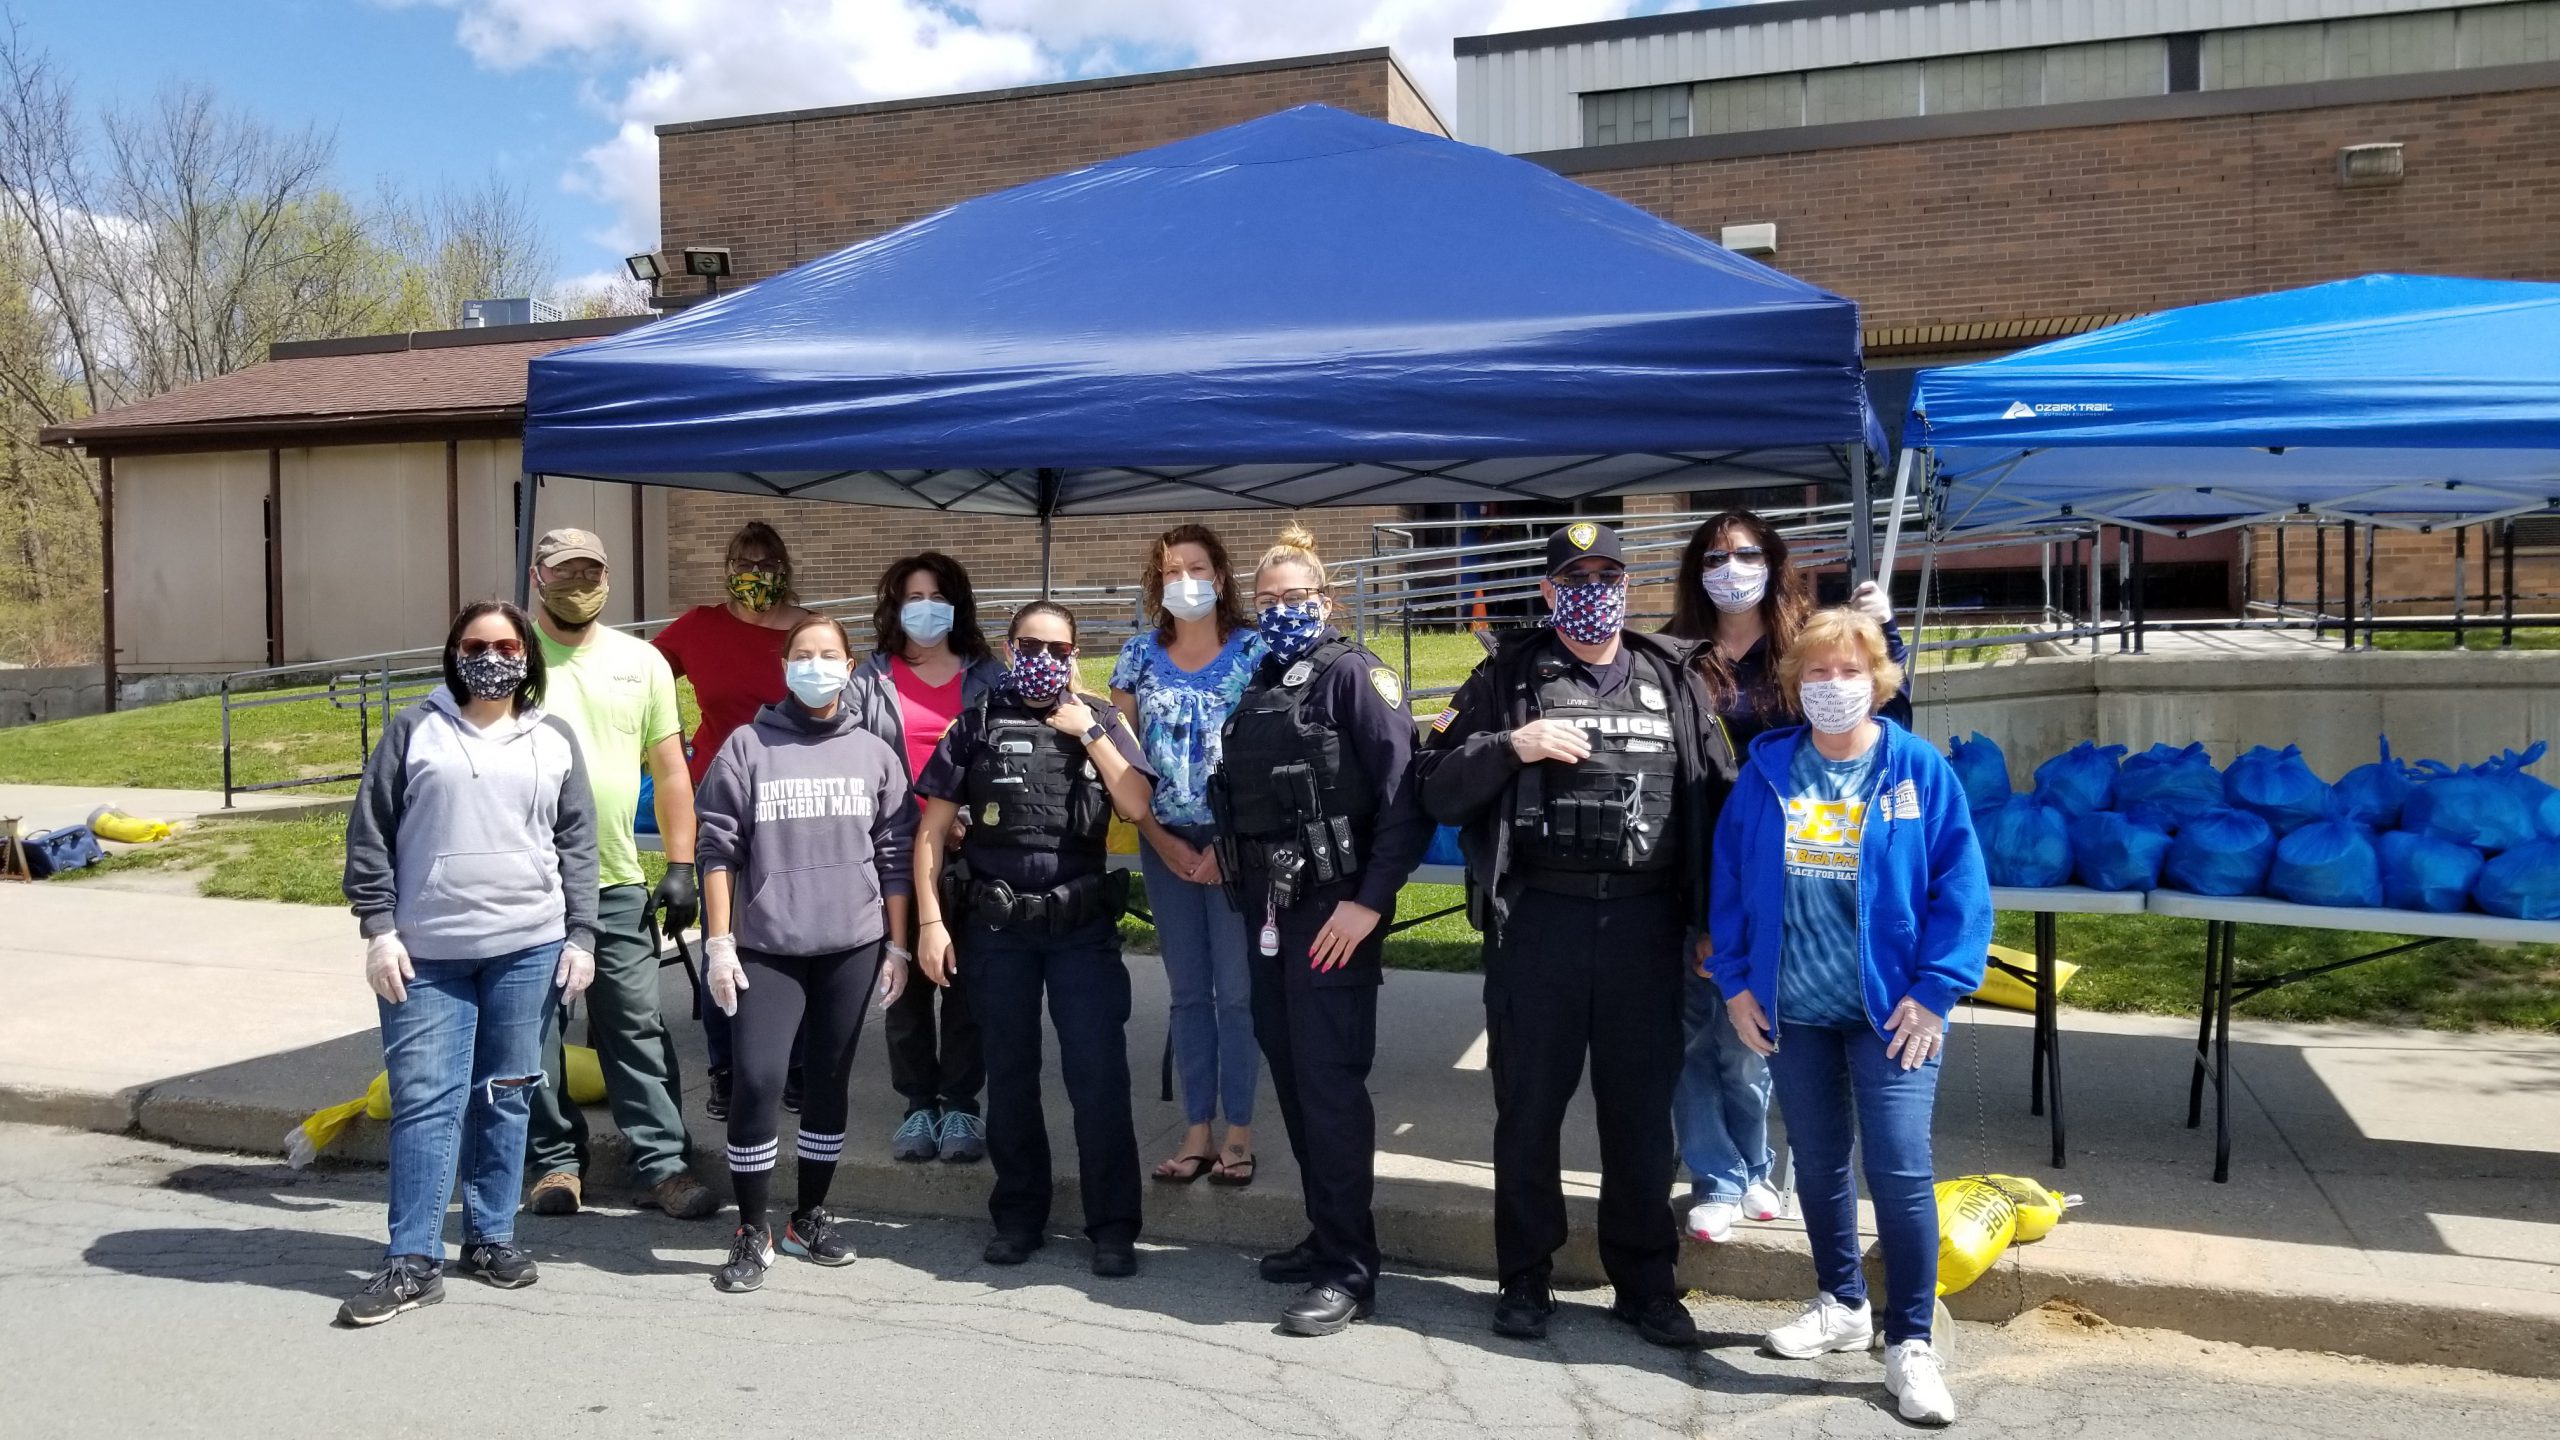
[378,940,561,1261]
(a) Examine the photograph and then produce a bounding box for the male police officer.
[1416,521,1733,1347]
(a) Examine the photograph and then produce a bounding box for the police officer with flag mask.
[1416,521,1735,1348]
[1210,524,1427,1336]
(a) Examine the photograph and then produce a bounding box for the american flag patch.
[1430,707,1458,733]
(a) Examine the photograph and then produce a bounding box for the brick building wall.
[2245,521,2559,622]
[651,52,1449,607]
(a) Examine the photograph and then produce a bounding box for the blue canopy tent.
[1899,274,2560,646]
[521,104,1886,590]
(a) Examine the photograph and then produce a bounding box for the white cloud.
[407,1,1669,255]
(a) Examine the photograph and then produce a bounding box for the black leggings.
[725,943,884,1230]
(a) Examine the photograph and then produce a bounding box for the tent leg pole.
[2341,521,2357,651]
[2116,527,2131,655]
[2361,520,2377,652]
[2503,519,2517,647]
[1846,442,1874,587]
[2132,528,2147,654]
[2315,525,2328,642]
[513,472,542,607]
[2084,530,2100,653]
[1040,516,1055,599]
[2454,526,2468,650]
[2275,523,2288,617]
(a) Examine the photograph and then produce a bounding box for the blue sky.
[29,1,1717,287]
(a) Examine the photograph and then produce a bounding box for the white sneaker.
[1885,1339,1958,1425]
[1763,1293,1874,1359]
[1684,1200,1739,1244]
[1740,1181,1784,1222]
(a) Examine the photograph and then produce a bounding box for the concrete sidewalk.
[2,880,2555,1377]
[0,783,342,843]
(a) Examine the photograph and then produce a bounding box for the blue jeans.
[1677,968,1773,1204]
[378,940,560,1261]
[1141,824,1257,1127]
[1766,1020,1942,1345]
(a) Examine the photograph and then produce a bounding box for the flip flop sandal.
[1208,1154,1256,1188]
[1153,1153,1216,1185]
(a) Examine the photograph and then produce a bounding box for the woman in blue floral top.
[1111,524,1267,1186]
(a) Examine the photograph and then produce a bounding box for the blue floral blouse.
[1110,627,1267,828]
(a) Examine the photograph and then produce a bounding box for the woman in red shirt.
[653,520,819,1118]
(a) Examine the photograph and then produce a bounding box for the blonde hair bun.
[1256,521,1330,589]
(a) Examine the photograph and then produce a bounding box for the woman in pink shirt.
[843,551,1009,1162]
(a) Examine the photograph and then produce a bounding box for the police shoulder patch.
[1429,706,1457,733]
[1368,667,1404,709]
[1282,660,1315,688]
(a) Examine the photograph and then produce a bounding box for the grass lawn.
[0,690,394,793]
[2368,628,2560,651]
[68,811,353,905]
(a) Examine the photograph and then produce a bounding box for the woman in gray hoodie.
[697,615,919,1293]
[338,601,599,1328]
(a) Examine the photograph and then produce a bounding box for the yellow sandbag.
[361,1069,393,1120]
[1969,943,2080,1012]
[87,805,174,844]
[286,1070,392,1170]
[1975,1174,2080,1243]
[565,1044,606,1105]
[1107,814,1140,856]
[1934,1177,2018,1296]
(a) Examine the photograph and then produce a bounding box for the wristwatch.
[1082,722,1109,745]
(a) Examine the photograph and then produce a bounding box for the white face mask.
[1703,561,1769,614]
[1162,576,1220,621]
[1799,676,1874,735]
[785,657,850,708]
[900,598,954,645]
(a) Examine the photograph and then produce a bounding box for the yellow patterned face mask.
[727,569,786,612]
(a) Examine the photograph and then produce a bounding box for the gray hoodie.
[697,698,917,956]
[343,688,599,959]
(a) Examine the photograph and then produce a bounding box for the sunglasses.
[1703,546,1767,568]
[1252,587,1326,608]
[1011,638,1075,661]
[1555,566,1628,586]
[458,639,525,660]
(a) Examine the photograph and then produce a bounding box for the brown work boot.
[526,1171,582,1216]
[640,1171,720,1220]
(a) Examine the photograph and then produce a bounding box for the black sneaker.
[337,1257,443,1327]
[715,1225,774,1293]
[456,1241,537,1289]
[1609,1293,1704,1350]
[1491,1277,1556,1340]
[983,1232,1044,1266]
[782,1068,804,1115]
[1090,1241,1137,1279]
[705,1066,732,1122]
[1258,1239,1318,1285]
[780,1208,856,1267]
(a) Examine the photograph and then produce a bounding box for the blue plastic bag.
[636,770,660,835]
[2223,745,2331,835]
[2331,737,2415,830]
[2033,741,2127,817]
[2268,812,2382,908]
[2489,744,2560,842]
[2403,754,2540,854]
[2376,830,2483,914]
[2162,807,2276,896]
[2115,742,2221,832]
[1423,824,1465,868]
[2070,812,2171,892]
[1948,732,2012,814]
[2474,840,2560,922]
[1980,796,2072,888]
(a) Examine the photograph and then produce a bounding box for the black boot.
[1491,1277,1556,1340]
[1280,1283,1372,1337]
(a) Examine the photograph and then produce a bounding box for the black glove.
[654,861,699,933]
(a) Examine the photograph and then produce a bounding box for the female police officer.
[1209,524,1427,1336]
[911,601,1158,1277]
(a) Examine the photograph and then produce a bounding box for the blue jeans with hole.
[1141,824,1257,1128]
[1677,967,1773,1204]
[1766,1019,1942,1345]
[378,940,560,1261]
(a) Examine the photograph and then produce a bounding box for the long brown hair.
[871,550,992,663]
[1662,509,1813,713]
[1142,523,1251,644]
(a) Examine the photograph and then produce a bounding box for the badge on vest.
[980,802,1001,827]
[1282,660,1315,687]
[1637,683,1666,713]
[1368,667,1403,709]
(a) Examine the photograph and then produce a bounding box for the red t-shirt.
[652,604,790,785]
[890,657,966,808]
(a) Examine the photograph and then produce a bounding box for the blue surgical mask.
[900,598,954,645]
[785,657,849,708]
[1258,599,1327,663]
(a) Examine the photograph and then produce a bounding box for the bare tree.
[0,16,110,424]
[380,172,557,328]
[549,272,655,320]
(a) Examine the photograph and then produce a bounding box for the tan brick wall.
[655,54,1442,609]
[2244,522,2560,620]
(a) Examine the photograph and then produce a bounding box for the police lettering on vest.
[1509,662,1680,874]
[961,697,1109,854]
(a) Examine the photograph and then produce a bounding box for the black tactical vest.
[1508,657,1681,874]
[961,698,1110,855]
[1218,640,1377,841]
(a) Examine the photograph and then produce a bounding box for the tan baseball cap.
[534,528,609,568]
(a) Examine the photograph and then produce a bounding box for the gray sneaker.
[892,1109,941,1163]
[937,1109,986,1164]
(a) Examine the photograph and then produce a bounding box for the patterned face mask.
[454,650,526,701]
[727,569,785,612]
[1548,577,1627,645]
[1257,599,1327,663]
[1008,647,1072,703]
[1702,561,1769,614]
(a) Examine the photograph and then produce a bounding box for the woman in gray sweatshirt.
[337,601,600,1328]
[696,614,918,1293]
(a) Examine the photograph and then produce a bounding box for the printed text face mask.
[785,657,850,708]
[1799,676,1874,735]
[1161,577,1220,622]
[1703,561,1769,615]
[1549,577,1628,645]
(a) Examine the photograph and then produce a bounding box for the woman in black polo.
[911,601,1158,1277]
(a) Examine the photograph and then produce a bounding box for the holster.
[966,868,1131,934]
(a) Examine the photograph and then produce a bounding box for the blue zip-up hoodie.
[1704,716,1990,1034]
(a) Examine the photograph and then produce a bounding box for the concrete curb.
[7,1076,2553,1380]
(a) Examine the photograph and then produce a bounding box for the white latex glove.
[554,941,595,1005]
[705,934,748,1016]
[877,946,910,1009]
[1850,580,1894,626]
[366,931,414,1004]
[1884,996,1947,1071]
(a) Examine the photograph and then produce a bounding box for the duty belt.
[966,869,1131,934]
[1514,868,1671,901]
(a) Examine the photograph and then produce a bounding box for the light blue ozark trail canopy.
[523,104,1883,518]
[1905,274,2560,537]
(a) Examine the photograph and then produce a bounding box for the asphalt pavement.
[3,1124,2554,1440]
